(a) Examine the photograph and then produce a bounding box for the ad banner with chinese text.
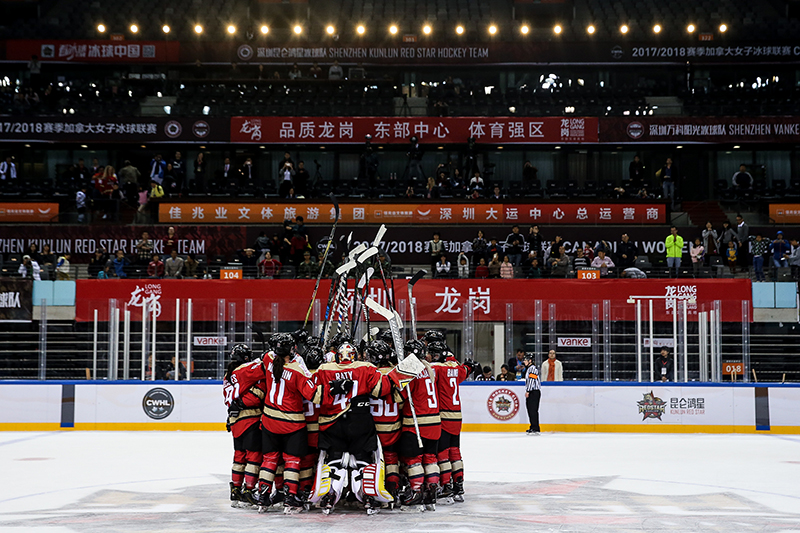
[600,117,800,144]
[0,278,33,323]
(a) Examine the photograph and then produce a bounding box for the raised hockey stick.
[351,267,374,340]
[303,194,340,329]
[407,269,426,340]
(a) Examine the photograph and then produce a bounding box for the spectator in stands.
[39,245,55,273]
[457,253,469,279]
[690,237,705,276]
[75,185,88,223]
[665,226,684,277]
[149,154,166,184]
[239,157,255,185]
[163,164,178,196]
[582,242,594,262]
[621,267,647,278]
[404,186,417,198]
[193,152,206,190]
[731,164,753,191]
[487,236,501,260]
[328,60,344,80]
[148,254,164,279]
[591,250,615,277]
[76,158,91,182]
[237,248,259,277]
[294,161,310,197]
[549,245,570,277]
[471,230,488,264]
[629,155,644,184]
[773,231,791,269]
[786,238,800,281]
[522,161,538,183]
[90,158,101,176]
[163,227,178,254]
[0,156,17,183]
[736,214,750,272]
[165,250,184,279]
[750,234,767,282]
[489,185,503,200]
[508,349,526,377]
[297,251,316,279]
[475,257,489,279]
[26,243,40,263]
[540,349,563,382]
[656,157,676,208]
[435,255,451,278]
[111,251,129,278]
[488,253,501,278]
[725,241,738,275]
[500,255,514,279]
[149,179,164,200]
[425,177,439,199]
[288,63,302,80]
[428,233,444,272]
[468,171,484,191]
[475,366,494,381]
[526,258,543,278]
[496,364,516,382]
[504,225,525,267]
[654,348,673,381]
[221,157,233,182]
[318,252,335,278]
[702,222,719,265]
[279,157,295,198]
[289,232,311,267]
[171,152,186,192]
[309,62,322,79]
[528,226,544,258]
[183,254,199,279]
[56,253,71,280]
[97,265,111,279]
[717,220,736,252]
[618,234,638,269]
[573,248,589,270]
[19,255,41,280]
[136,232,154,264]
[259,251,282,279]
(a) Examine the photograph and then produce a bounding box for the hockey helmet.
[423,330,446,344]
[377,329,394,344]
[229,343,252,364]
[366,339,395,366]
[427,341,451,363]
[271,333,296,357]
[336,342,357,363]
[304,345,324,370]
[404,339,426,358]
[327,332,348,353]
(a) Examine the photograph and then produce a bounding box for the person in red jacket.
[367,339,404,504]
[223,343,265,509]
[398,339,441,510]
[429,340,474,504]
[147,254,164,278]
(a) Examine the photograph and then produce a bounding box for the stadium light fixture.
[687,23,696,33]
[97,24,106,33]
[260,25,269,35]
[129,24,139,33]
[719,23,728,33]
[553,24,562,35]
[520,24,529,35]
[194,24,203,34]
[293,24,303,35]
[389,24,398,35]
[587,25,596,34]
[357,24,366,35]
[227,25,236,35]
[620,24,629,34]
[653,24,662,34]
[455,25,464,35]
[488,24,497,35]
[326,25,335,35]
[423,24,432,35]
[162,25,170,34]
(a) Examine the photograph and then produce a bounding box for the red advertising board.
[75,279,751,324]
[159,201,664,225]
[230,116,598,144]
[769,204,800,224]
[0,202,58,222]
[5,40,180,63]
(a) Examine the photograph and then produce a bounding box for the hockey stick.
[351,267,374,340]
[365,297,424,448]
[407,270,426,340]
[303,194,340,329]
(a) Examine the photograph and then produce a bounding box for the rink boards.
[0,381,798,433]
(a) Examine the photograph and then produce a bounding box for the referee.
[523,353,541,435]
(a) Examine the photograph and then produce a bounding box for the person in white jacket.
[457,252,470,279]
[540,349,563,381]
[19,255,41,280]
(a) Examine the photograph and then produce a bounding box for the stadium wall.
[0,382,797,434]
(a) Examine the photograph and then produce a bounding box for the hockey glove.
[227,398,245,419]
[329,378,354,396]
[464,359,481,377]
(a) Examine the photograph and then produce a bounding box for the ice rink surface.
[1,431,799,533]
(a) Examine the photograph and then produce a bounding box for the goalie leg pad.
[309,450,331,504]
[327,453,349,508]
[232,450,246,486]
[349,457,369,503]
[244,450,262,489]
[450,447,464,483]
[436,449,452,486]
[422,453,440,487]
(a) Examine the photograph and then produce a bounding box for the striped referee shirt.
[524,363,541,391]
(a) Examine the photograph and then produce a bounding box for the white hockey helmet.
[336,342,357,363]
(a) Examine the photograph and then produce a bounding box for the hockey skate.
[257,487,284,513]
[437,482,455,505]
[230,482,243,508]
[400,488,425,512]
[453,480,465,503]
[364,496,380,516]
[320,490,337,515]
[283,493,304,515]
[423,483,438,511]
[239,487,259,509]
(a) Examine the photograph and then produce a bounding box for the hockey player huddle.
[223,329,480,515]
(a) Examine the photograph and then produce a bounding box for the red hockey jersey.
[370,366,404,447]
[400,361,441,441]
[432,357,470,435]
[303,370,320,448]
[223,360,266,438]
[314,360,389,432]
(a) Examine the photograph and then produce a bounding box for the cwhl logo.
[142,388,175,419]
[487,388,520,421]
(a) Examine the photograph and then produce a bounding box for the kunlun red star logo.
[637,390,667,421]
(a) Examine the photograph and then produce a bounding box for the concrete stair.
[682,200,730,228]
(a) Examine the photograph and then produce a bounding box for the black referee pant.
[526,390,541,432]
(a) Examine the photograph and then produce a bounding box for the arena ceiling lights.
[96,23,106,33]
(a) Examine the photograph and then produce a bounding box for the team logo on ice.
[637,391,667,421]
[143,388,175,420]
[487,388,520,421]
